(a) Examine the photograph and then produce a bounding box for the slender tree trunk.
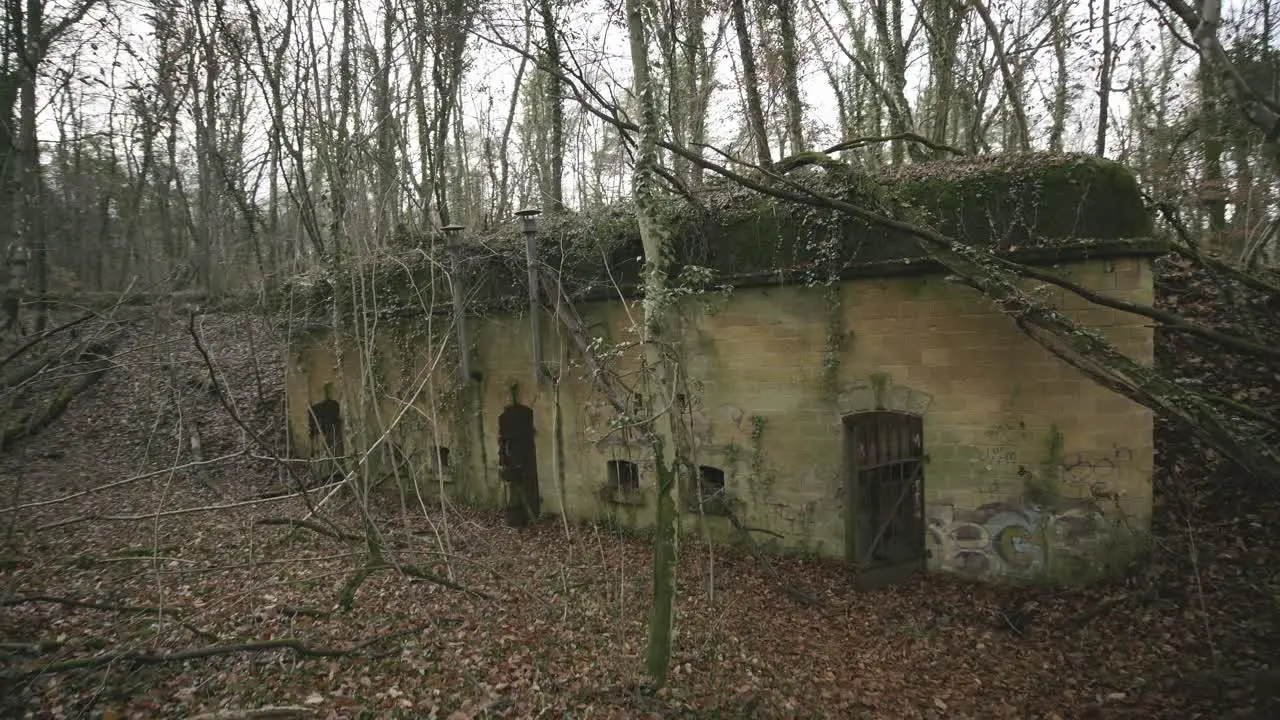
[969,0,1030,151]
[1199,60,1227,246]
[539,0,564,210]
[777,0,805,154]
[1095,0,1114,157]
[624,0,694,687]
[19,0,47,331]
[869,0,918,163]
[925,0,966,158]
[685,0,714,188]
[375,0,399,238]
[730,0,772,166]
[1228,140,1253,261]
[1048,0,1069,152]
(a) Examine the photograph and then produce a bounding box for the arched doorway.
[498,403,540,527]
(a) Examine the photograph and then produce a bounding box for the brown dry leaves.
[0,296,1275,719]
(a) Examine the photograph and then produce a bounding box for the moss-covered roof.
[284,152,1157,316]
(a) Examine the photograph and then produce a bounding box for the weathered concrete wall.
[285,256,1154,584]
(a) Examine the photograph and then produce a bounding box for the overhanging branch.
[476,28,1280,481]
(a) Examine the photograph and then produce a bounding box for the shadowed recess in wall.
[498,402,540,527]
[307,398,343,459]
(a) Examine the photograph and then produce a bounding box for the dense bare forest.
[1,0,1279,717]
[1,0,1276,294]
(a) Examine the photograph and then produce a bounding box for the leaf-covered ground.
[0,277,1277,719]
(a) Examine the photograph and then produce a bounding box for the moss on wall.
[280,152,1156,321]
[283,201,1159,587]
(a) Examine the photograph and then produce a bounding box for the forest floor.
[0,266,1278,719]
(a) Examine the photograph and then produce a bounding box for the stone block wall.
[284,255,1155,584]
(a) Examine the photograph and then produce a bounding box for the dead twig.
[186,702,313,712]
[187,706,313,720]
[187,311,345,536]
[256,517,363,542]
[6,623,431,680]
[0,453,243,514]
[0,594,183,616]
[722,508,821,608]
[34,479,346,532]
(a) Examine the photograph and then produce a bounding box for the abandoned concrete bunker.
[284,153,1160,586]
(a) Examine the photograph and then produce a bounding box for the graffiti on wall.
[1058,446,1135,499]
[925,499,1111,579]
[928,423,1138,579]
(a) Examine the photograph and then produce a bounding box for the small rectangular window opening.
[607,460,640,491]
[698,465,725,502]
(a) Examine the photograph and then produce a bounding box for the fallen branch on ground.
[1,342,117,451]
[0,310,101,372]
[0,453,244,514]
[34,480,346,532]
[722,507,821,607]
[338,560,493,612]
[0,594,183,616]
[4,623,431,680]
[256,517,363,542]
[188,707,313,720]
[0,348,62,393]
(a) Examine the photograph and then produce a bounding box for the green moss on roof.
[284,152,1155,315]
[886,152,1152,244]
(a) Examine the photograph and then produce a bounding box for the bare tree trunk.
[495,42,528,221]
[375,0,399,238]
[191,0,225,289]
[924,0,967,158]
[539,0,564,210]
[730,0,772,166]
[625,0,695,687]
[1095,0,1114,157]
[1230,139,1254,261]
[777,0,805,154]
[869,0,917,164]
[968,0,1030,151]
[18,0,46,331]
[1199,60,1228,246]
[1048,0,1069,152]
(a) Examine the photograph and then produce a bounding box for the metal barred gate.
[844,411,926,585]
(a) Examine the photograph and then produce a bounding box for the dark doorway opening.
[307,398,345,484]
[307,399,344,458]
[844,411,926,586]
[498,403,541,527]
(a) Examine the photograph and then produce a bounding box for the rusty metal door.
[845,412,926,577]
[498,403,540,527]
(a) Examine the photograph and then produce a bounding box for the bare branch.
[6,625,431,680]
[0,594,183,616]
